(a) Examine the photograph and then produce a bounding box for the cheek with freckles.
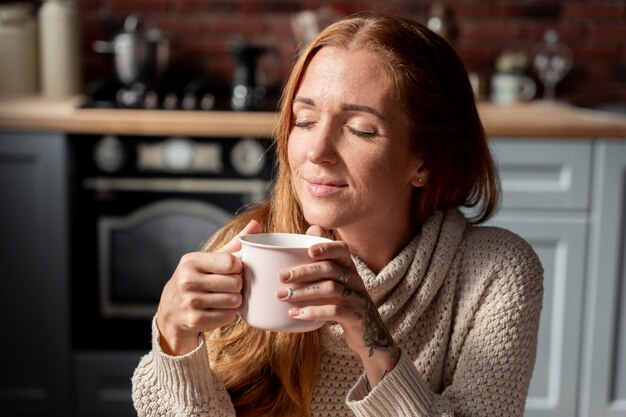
[287,139,307,173]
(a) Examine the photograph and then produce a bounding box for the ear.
[410,160,430,188]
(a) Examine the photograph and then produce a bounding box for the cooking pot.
[93,15,169,85]
[230,44,271,111]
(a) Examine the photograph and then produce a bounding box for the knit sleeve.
[346,351,447,416]
[131,317,236,417]
[442,237,544,417]
[346,230,544,417]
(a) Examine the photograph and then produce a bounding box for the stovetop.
[77,77,230,111]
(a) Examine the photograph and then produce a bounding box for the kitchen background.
[84,0,626,103]
[2,0,626,105]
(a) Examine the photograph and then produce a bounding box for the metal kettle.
[230,44,269,111]
[93,15,169,86]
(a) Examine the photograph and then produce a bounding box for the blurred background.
[77,0,626,105]
[0,0,625,106]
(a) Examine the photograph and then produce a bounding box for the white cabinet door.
[580,141,626,417]
[489,138,592,211]
[486,138,593,417]
[488,212,588,417]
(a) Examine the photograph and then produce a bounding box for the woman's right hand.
[156,220,262,355]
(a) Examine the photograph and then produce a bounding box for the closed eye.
[294,120,316,129]
[347,126,378,138]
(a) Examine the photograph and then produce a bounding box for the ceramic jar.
[0,3,38,97]
[38,0,81,99]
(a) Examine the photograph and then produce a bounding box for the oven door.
[98,198,230,318]
[70,135,272,351]
[84,176,267,320]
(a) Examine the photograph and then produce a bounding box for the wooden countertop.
[0,95,625,138]
[0,96,279,138]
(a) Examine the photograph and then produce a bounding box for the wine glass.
[532,30,573,103]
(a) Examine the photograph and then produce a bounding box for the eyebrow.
[293,97,386,120]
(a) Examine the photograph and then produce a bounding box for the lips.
[304,176,347,197]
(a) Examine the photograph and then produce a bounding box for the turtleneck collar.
[353,210,467,307]
[321,209,468,350]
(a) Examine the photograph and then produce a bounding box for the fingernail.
[276,288,289,299]
[289,307,302,317]
[309,245,322,257]
[279,270,291,282]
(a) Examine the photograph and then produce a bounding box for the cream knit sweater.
[132,209,544,416]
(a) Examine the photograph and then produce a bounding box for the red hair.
[204,14,500,417]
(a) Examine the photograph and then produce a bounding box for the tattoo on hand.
[342,288,398,357]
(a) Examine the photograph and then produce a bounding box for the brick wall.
[76,0,626,106]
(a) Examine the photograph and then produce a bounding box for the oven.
[68,134,273,351]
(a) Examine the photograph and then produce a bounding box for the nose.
[307,123,338,165]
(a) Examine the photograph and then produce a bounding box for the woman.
[132,14,543,417]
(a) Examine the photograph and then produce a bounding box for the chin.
[302,206,344,230]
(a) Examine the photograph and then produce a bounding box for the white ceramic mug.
[237,233,332,332]
[490,74,536,105]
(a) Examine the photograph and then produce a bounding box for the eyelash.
[293,121,377,138]
[294,120,315,129]
[347,126,377,138]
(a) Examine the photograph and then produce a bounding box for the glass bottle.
[532,29,573,103]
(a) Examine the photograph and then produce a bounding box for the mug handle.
[519,77,537,101]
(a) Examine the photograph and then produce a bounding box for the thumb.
[216,220,263,254]
[305,225,325,237]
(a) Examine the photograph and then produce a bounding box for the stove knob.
[200,93,216,110]
[163,93,179,110]
[181,93,197,110]
[116,83,146,108]
[231,138,265,176]
[117,88,140,108]
[144,90,159,109]
[94,135,125,173]
[163,137,195,171]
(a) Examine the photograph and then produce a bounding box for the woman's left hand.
[276,225,400,388]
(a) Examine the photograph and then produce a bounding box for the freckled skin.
[288,47,422,243]
[286,46,413,388]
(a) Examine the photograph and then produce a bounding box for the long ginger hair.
[203,14,499,417]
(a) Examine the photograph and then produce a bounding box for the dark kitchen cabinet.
[0,132,71,416]
[75,351,145,417]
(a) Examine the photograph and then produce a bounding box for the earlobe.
[411,176,426,187]
[410,161,429,187]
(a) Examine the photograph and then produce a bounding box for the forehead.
[296,47,393,107]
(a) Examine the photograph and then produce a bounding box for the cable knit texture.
[132,209,544,417]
